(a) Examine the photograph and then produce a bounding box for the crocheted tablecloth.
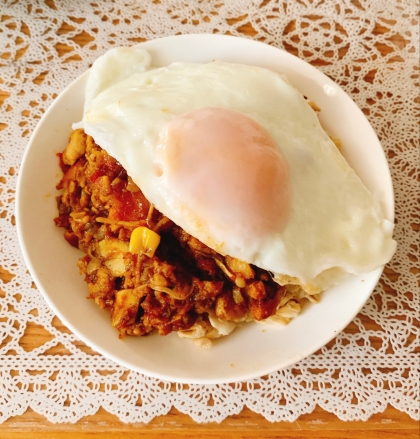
[0,0,418,424]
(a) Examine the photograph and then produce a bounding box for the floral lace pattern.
[0,0,419,423]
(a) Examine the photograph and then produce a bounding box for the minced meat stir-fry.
[54,129,305,340]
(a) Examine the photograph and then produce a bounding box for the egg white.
[76,46,396,292]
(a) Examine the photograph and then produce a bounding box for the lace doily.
[0,0,419,424]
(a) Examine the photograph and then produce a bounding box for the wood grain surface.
[1,6,419,439]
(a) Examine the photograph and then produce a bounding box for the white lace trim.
[0,0,418,423]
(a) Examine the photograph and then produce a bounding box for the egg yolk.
[158,107,291,236]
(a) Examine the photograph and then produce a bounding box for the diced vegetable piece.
[111,286,147,328]
[97,238,129,258]
[225,256,255,279]
[245,280,267,300]
[62,129,87,165]
[129,226,161,257]
[105,257,126,277]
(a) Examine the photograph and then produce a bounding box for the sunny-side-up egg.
[75,46,396,294]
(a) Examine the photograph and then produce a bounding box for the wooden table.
[1,404,418,439]
[1,4,418,438]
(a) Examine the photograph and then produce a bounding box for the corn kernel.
[129,226,161,257]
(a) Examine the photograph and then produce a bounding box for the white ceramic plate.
[16,34,394,384]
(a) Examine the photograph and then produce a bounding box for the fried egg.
[76,46,396,292]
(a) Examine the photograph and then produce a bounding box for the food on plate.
[55,132,305,342]
[54,47,396,344]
